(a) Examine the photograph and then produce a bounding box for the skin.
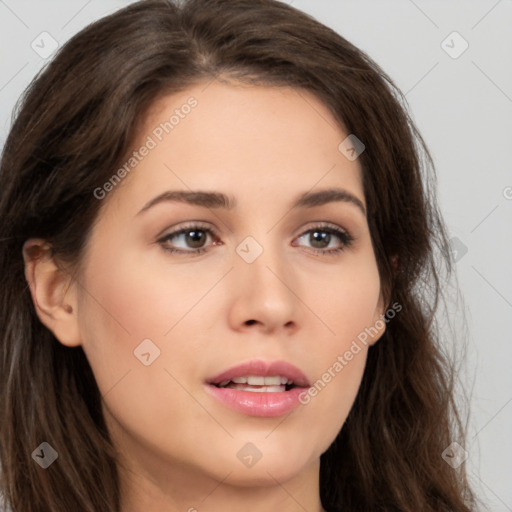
[24,80,386,512]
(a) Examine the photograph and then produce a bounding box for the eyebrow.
[136,187,366,216]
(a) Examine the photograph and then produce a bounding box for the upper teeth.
[219,376,291,387]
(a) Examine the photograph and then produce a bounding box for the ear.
[22,239,81,347]
[367,290,388,347]
[367,253,400,346]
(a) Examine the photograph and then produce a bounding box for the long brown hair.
[0,0,476,510]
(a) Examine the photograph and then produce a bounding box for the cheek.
[75,250,216,461]
[76,246,227,397]
[78,246,218,344]
[302,247,382,360]
[295,252,381,438]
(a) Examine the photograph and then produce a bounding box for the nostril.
[245,320,257,326]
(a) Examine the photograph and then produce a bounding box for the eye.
[158,223,220,256]
[293,224,354,256]
[157,222,354,257]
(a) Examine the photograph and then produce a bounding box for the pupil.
[187,230,205,248]
[311,231,329,248]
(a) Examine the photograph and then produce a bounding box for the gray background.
[1,1,511,510]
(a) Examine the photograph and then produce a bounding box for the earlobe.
[22,239,82,347]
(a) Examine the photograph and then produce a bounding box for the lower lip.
[205,384,307,417]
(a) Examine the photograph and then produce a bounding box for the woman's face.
[72,81,386,495]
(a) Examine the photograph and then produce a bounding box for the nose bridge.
[230,231,299,332]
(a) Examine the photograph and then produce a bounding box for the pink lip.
[205,360,310,418]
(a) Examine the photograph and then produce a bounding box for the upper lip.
[206,359,311,388]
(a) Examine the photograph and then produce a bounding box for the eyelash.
[158,222,354,257]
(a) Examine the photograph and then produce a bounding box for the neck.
[117,444,325,512]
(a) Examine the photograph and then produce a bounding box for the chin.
[204,438,319,487]
[221,461,310,488]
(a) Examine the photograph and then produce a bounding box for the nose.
[226,240,300,336]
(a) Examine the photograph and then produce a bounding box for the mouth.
[205,360,311,417]
[212,375,298,393]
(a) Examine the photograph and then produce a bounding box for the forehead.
[107,81,365,215]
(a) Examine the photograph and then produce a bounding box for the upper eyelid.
[158,221,214,237]
[158,222,352,246]
[159,221,349,237]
